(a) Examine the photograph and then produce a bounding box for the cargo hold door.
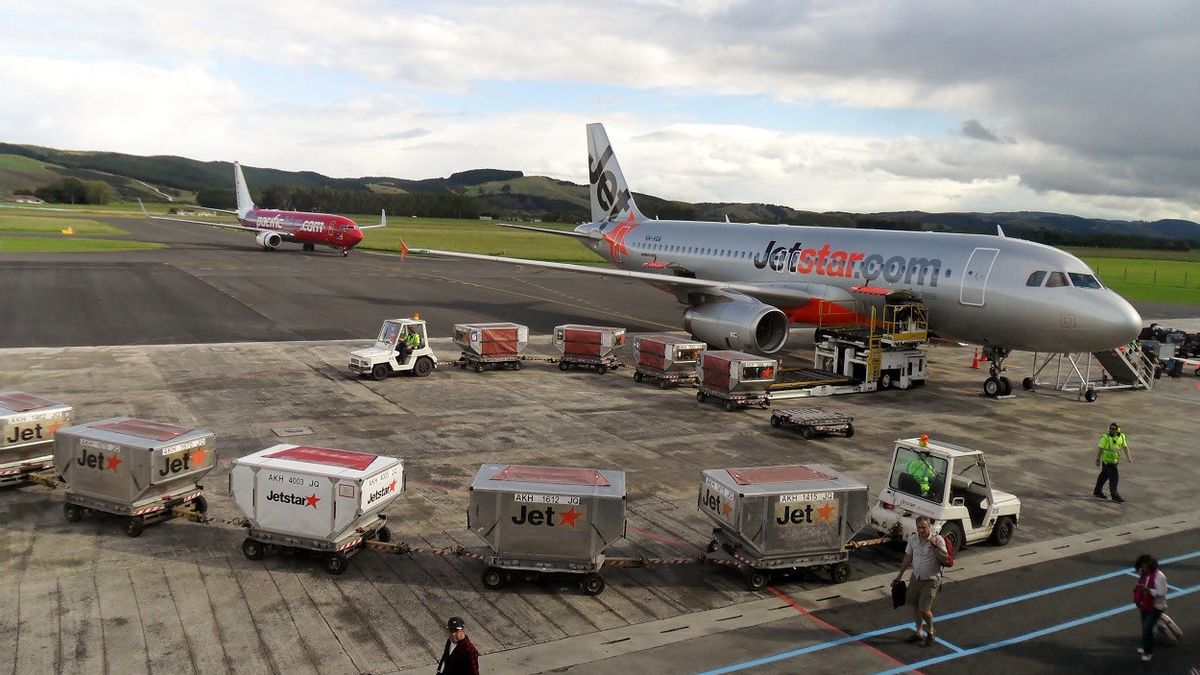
[959,247,999,307]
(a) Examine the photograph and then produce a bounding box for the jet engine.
[683,298,789,354]
[256,231,282,251]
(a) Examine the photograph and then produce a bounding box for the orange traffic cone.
[980,350,988,362]
[971,349,980,369]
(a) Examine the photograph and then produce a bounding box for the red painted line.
[767,586,921,674]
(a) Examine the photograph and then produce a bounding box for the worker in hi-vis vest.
[1094,422,1131,503]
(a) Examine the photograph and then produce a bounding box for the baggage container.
[632,335,706,388]
[453,322,528,372]
[55,417,215,537]
[230,444,404,574]
[696,350,777,410]
[553,324,626,374]
[0,391,72,486]
[468,463,626,594]
[699,463,869,589]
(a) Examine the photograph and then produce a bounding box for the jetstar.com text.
[753,240,942,287]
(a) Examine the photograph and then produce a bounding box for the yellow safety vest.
[1099,432,1126,464]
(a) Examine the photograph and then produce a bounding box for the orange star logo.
[305,494,320,509]
[190,446,208,466]
[815,502,836,523]
[388,480,396,492]
[559,506,582,528]
[601,213,638,261]
[106,454,122,472]
[721,502,732,516]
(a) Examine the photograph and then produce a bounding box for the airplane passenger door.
[959,247,999,306]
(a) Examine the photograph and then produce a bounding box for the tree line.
[27,177,114,205]
[197,185,480,219]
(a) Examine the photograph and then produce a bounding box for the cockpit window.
[1045,271,1070,287]
[1068,272,1102,289]
[1026,271,1047,287]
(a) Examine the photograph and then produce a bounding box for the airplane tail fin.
[587,123,644,223]
[233,162,255,219]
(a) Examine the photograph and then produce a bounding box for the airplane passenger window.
[1026,271,1047,287]
[1068,273,1102,289]
[1045,271,1070,287]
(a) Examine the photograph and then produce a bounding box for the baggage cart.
[230,444,404,574]
[769,407,855,439]
[695,350,777,411]
[0,392,72,486]
[698,464,869,590]
[54,418,216,537]
[553,324,626,374]
[468,464,626,595]
[632,335,705,388]
[453,322,528,372]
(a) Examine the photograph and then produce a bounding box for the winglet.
[381,209,386,228]
[996,224,1006,237]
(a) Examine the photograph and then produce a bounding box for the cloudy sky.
[1,1,1197,221]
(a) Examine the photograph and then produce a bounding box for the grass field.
[0,213,126,235]
[0,237,165,253]
[359,218,604,263]
[1079,255,1200,304]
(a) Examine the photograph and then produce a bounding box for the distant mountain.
[1,142,1197,247]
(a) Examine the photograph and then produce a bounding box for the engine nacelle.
[256,231,282,250]
[683,299,789,354]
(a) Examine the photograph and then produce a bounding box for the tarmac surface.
[1,217,1199,674]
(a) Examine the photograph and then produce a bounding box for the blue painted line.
[873,583,1200,675]
[934,637,963,653]
[697,549,1200,675]
[1168,584,1183,592]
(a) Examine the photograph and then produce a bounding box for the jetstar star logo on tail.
[601,214,638,262]
[267,490,321,509]
[511,504,584,528]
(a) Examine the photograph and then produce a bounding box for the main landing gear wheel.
[303,243,315,252]
[580,573,606,595]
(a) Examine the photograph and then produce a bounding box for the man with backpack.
[891,515,952,647]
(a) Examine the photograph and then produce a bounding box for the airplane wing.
[358,210,388,230]
[498,222,599,240]
[406,245,830,308]
[137,199,260,233]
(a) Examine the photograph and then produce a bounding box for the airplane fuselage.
[578,218,1142,353]
[239,209,364,251]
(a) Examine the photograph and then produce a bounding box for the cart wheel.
[844,424,855,438]
[242,538,265,561]
[745,571,770,591]
[1021,377,1034,391]
[513,361,522,371]
[474,362,484,373]
[770,415,781,428]
[580,573,606,596]
[830,562,852,584]
[658,379,669,390]
[482,567,505,590]
[633,371,644,383]
[724,400,738,412]
[413,356,434,377]
[63,503,82,522]
[800,426,815,440]
[125,516,145,538]
[325,552,348,575]
[597,364,608,375]
[371,364,389,381]
[559,361,570,371]
[376,526,392,543]
[1084,388,1097,403]
[696,391,707,403]
[989,516,1015,546]
[192,495,208,514]
[706,539,719,553]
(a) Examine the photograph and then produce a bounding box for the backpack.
[938,534,956,567]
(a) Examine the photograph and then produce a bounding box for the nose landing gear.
[982,346,1012,397]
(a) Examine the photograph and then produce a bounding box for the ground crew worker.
[891,515,950,647]
[906,454,935,497]
[396,329,419,365]
[436,617,479,675]
[1094,422,1131,503]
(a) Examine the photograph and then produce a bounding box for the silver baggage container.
[699,464,868,586]
[698,350,778,394]
[553,324,626,359]
[469,464,626,593]
[633,334,706,374]
[453,322,529,359]
[55,417,215,535]
[0,391,72,485]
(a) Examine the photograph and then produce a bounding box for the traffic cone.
[971,349,980,369]
[980,350,988,362]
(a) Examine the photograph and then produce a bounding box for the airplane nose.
[1109,294,1143,344]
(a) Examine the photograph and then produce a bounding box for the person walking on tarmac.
[1094,422,1132,503]
[436,617,479,675]
[891,515,950,647]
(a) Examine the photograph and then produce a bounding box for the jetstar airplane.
[140,162,384,256]
[405,123,1143,397]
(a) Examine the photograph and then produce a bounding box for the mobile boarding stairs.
[1022,345,1156,402]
